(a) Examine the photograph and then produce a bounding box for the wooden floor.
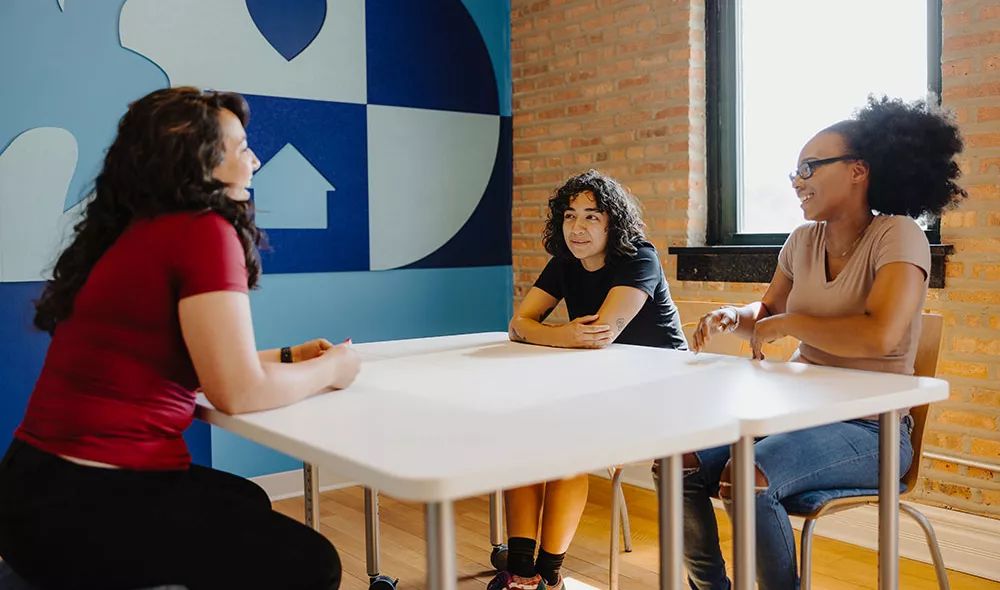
[273,475,998,590]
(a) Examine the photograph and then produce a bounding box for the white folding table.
[196,333,741,590]
[696,355,950,590]
[352,333,950,590]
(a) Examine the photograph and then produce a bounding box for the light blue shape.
[0,0,168,210]
[210,264,514,478]
[367,106,499,270]
[459,0,512,117]
[253,143,333,229]
[0,127,78,283]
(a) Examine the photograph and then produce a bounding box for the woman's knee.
[316,539,342,590]
[297,529,342,590]
[718,460,769,500]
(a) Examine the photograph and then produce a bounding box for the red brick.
[925,481,973,500]
[944,11,971,27]
[943,58,973,77]
[973,264,1000,280]
[966,133,1000,148]
[565,1,597,19]
[977,106,1000,121]
[937,409,996,428]
[944,30,1000,51]
[950,238,1000,254]
[971,438,1000,459]
[930,431,965,451]
[972,388,1000,407]
[931,459,960,473]
[943,82,1000,101]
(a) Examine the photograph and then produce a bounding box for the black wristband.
[280,346,293,363]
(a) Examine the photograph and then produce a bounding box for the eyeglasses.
[789,155,862,182]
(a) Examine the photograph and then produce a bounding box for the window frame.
[705,0,945,247]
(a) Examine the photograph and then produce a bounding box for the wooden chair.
[783,313,949,590]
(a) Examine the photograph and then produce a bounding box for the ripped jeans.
[661,417,913,590]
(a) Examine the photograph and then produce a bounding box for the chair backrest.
[902,312,944,492]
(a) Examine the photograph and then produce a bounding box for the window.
[706,0,943,246]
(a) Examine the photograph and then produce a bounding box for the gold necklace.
[827,220,872,258]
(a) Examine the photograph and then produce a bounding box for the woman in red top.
[0,87,360,590]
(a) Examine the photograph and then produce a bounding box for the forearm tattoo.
[616,317,626,333]
[510,325,527,343]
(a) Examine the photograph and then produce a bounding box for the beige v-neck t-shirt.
[778,215,931,376]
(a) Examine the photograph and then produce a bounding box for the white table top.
[702,354,949,434]
[197,332,948,501]
[353,332,949,433]
[196,333,739,502]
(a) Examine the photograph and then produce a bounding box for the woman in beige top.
[678,96,967,590]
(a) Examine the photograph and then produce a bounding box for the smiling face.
[791,131,869,222]
[562,190,609,270]
[211,108,260,202]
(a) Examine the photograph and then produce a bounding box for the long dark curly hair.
[33,86,266,335]
[825,95,967,217]
[542,169,647,261]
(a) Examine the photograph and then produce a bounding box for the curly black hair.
[33,87,266,335]
[542,169,646,260]
[824,94,967,218]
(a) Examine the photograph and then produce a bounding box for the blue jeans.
[680,417,913,590]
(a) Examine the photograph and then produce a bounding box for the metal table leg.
[365,487,381,579]
[732,436,756,590]
[490,490,503,546]
[488,490,508,571]
[304,462,320,531]
[657,455,684,590]
[879,410,901,590]
[426,501,457,590]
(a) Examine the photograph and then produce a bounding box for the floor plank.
[274,476,999,589]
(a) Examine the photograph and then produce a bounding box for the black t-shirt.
[533,241,688,350]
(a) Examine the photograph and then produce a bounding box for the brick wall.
[510,0,707,309]
[926,0,1000,515]
[510,0,1000,518]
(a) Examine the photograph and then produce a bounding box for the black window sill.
[668,244,954,289]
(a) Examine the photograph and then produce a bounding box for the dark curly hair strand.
[33,86,266,335]
[825,94,967,218]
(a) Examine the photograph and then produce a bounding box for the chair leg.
[610,467,624,590]
[799,517,817,590]
[616,473,633,552]
[900,503,951,590]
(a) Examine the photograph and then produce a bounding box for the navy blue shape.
[246,0,326,61]
[183,421,212,467]
[0,282,213,466]
[403,116,512,269]
[367,0,499,116]
[0,282,47,450]
[242,95,369,274]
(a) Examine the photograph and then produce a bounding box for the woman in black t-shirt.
[488,170,687,590]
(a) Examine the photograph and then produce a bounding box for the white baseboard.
[251,468,357,501]
[609,465,1000,583]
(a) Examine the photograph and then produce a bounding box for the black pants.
[0,439,341,590]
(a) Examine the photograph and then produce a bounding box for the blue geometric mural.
[0,0,513,474]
